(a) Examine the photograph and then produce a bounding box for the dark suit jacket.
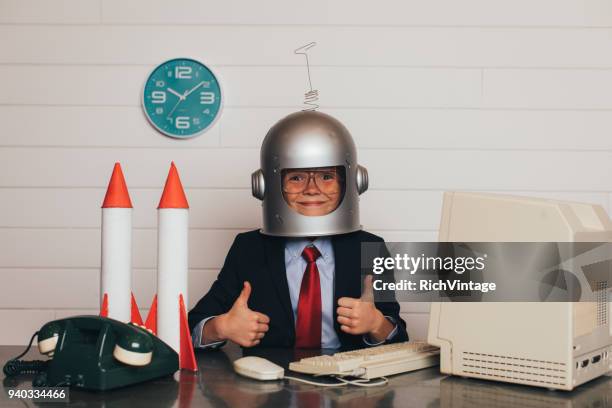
[188,229,408,349]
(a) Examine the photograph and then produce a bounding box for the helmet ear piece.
[356,165,368,195]
[251,169,265,200]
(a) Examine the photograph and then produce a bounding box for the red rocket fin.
[179,294,197,371]
[158,162,189,209]
[102,162,133,208]
[130,292,144,326]
[100,293,108,317]
[144,295,158,335]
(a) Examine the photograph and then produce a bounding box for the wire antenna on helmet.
[294,42,319,111]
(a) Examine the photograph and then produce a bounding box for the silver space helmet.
[251,111,368,237]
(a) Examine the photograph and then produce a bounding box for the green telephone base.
[40,316,179,391]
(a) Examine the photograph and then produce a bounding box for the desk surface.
[1,344,611,407]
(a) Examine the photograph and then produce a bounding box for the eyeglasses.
[282,169,342,194]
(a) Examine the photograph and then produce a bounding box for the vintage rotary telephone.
[3,316,178,390]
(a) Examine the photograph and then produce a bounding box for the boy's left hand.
[336,275,386,335]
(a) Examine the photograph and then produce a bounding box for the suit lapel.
[263,235,296,332]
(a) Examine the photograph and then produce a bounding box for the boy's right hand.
[216,281,270,347]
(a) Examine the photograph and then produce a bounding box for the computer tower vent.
[596,281,608,327]
[462,351,567,387]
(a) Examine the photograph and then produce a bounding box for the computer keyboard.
[289,341,440,379]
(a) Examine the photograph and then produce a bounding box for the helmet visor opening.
[281,166,346,217]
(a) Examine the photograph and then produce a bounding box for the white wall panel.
[0,0,99,24]
[0,268,99,309]
[363,150,612,191]
[0,228,457,270]
[0,229,101,268]
[222,108,612,150]
[120,267,224,311]
[0,266,218,310]
[0,66,482,108]
[0,106,220,147]
[1,188,607,230]
[0,266,217,310]
[132,267,219,311]
[0,310,56,345]
[0,228,239,269]
[484,69,612,109]
[2,148,611,191]
[2,26,612,68]
[0,148,258,188]
[101,0,612,27]
[0,189,260,228]
[8,106,612,151]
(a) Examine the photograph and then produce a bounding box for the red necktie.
[295,245,322,348]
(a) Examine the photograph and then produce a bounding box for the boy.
[188,111,407,349]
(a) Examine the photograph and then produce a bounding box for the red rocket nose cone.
[158,162,189,209]
[102,163,133,208]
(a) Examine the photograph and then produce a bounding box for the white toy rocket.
[144,162,197,371]
[100,163,143,324]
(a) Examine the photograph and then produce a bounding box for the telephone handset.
[4,316,179,390]
[38,316,154,366]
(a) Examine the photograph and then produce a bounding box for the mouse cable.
[283,375,347,387]
[283,375,388,388]
[333,376,389,387]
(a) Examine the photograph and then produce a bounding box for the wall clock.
[142,58,222,139]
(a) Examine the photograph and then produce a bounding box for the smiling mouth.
[298,201,326,206]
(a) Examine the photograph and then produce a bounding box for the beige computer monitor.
[427,192,612,391]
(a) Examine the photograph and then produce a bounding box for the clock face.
[142,58,222,138]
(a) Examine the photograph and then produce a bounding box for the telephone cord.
[3,331,48,377]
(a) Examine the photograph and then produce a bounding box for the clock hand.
[165,87,187,118]
[183,81,206,98]
[167,87,185,100]
[166,82,204,119]
[166,98,183,118]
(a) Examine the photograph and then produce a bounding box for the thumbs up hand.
[216,281,270,347]
[337,275,391,340]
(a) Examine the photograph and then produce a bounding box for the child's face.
[281,167,343,216]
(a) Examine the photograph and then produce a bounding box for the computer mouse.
[233,356,285,381]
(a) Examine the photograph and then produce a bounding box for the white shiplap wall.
[1,0,612,344]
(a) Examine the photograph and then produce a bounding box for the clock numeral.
[175,116,191,129]
[151,91,166,104]
[175,66,192,79]
[200,91,215,104]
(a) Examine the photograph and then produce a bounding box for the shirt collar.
[285,237,332,264]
